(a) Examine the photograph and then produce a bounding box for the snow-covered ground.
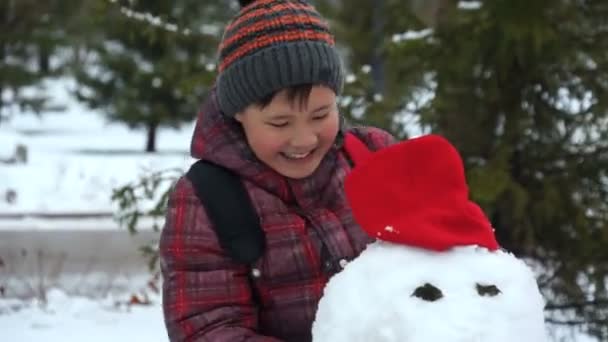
[1,79,188,341]
[0,289,167,342]
[0,78,195,216]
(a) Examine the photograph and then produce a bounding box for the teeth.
[284,151,311,159]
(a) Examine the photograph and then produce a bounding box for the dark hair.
[255,83,314,110]
[238,0,256,8]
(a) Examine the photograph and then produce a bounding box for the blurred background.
[1,0,607,340]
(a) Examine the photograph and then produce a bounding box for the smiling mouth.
[281,149,316,160]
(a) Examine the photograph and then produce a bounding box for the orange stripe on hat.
[227,2,314,33]
[220,30,334,72]
[221,14,327,51]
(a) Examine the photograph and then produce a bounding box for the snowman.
[312,134,548,342]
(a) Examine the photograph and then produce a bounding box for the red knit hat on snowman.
[343,134,500,252]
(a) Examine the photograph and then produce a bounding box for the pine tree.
[315,0,439,138]
[319,0,608,337]
[73,0,234,152]
[338,0,608,337]
[0,0,78,123]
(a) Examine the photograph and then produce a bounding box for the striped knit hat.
[216,0,344,116]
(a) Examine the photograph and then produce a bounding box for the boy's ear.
[234,112,244,123]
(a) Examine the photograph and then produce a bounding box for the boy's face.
[235,85,340,179]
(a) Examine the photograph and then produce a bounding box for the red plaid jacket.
[160,89,395,341]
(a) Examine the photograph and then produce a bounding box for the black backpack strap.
[185,160,265,265]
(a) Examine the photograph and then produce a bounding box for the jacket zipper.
[288,186,342,276]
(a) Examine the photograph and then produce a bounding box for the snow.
[313,242,546,341]
[0,289,168,342]
[1,78,178,341]
[1,78,195,216]
[458,1,482,10]
[0,215,161,231]
[392,29,433,43]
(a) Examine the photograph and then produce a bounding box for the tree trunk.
[0,83,4,125]
[145,121,158,153]
[0,41,5,124]
[371,0,385,95]
[408,0,451,28]
[38,46,50,74]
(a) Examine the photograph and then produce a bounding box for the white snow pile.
[0,288,167,342]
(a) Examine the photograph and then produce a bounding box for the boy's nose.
[290,131,318,150]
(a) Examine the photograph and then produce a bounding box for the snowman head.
[313,242,547,342]
[312,135,547,342]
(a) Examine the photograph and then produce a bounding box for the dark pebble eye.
[476,283,501,297]
[411,283,443,302]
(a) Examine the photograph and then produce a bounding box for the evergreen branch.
[106,0,214,38]
[545,318,592,326]
[117,167,183,190]
[537,261,564,289]
[545,299,608,311]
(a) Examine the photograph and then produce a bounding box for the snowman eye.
[411,283,443,302]
[476,283,501,297]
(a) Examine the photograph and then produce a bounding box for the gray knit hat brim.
[217,40,344,117]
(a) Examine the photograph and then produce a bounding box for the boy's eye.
[313,113,329,120]
[268,122,288,128]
